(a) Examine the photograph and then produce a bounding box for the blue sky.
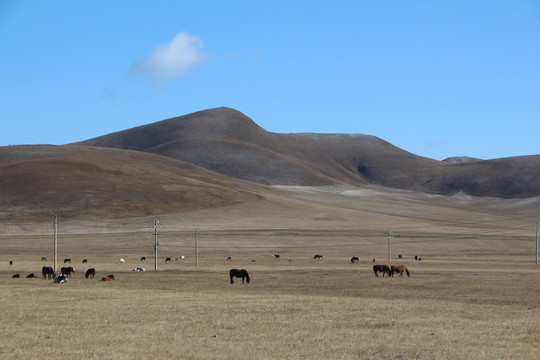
[1,1,539,160]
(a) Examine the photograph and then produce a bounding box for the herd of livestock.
[7,253,417,283]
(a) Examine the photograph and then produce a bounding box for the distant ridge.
[443,156,481,163]
[75,107,540,199]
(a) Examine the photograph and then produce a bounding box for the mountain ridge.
[74,107,540,198]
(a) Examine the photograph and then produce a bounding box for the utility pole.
[152,219,162,272]
[536,221,538,265]
[195,228,199,267]
[54,215,58,272]
[387,230,392,263]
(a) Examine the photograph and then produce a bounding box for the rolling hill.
[2,107,539,222]
[75,107,540,198]
[0,145,263,221]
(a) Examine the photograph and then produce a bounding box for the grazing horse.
[42,266,55,280]
[165,257,171,263]
[314,254,323,259]
[398,254,403,259]
[274,254,280,259]
[391,265,410,277]
[41,257,47,261]
[373,265,392,277]
[351,256,359,263]
[64,258,71,263]
[61,266,75,278]
[119,259,125,264]
[85,268,96,279]
[229,269,250,284]
[82,259,88,264]
[226,256,232,261]
[140,256,146,261]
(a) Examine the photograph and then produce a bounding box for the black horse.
[351,256,359,263]
[85,268,96,279]
[373,265,392,277]
[42,266,55,280]
[229,269,250,284]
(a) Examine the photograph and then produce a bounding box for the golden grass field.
[1,186,539,359]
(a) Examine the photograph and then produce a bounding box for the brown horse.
[101,274,115,281]
[373,265,392,277]
[61,266,75,278]
[391,265,410,277]
[229,269,250,284]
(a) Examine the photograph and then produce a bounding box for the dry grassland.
[1,186,539,359]
[1,231,538,360]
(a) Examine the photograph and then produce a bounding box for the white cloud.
[130,32,208,84]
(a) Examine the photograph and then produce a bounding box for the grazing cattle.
[274,254,280,259]
[229,269,250,284]
[351,256,359,263]
[314,254,323,259]
[41,257,47,261]
[64,258,71,263]
[61,266,75,278]
[85,268,96,279]
[42,266,55,280]
[373,265,392,277]
[391,265,410,277]
[119,259,125,264]
[82,259,88,264]
[12,274,20,278]
[398,254,403,259]
[226,256,232,261]
[140,256,146,262]
[54,275,68,283]
[132,267,145,272]
[101,275,115,281]
[165,257,171,263]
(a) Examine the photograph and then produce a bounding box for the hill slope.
[0,145,263,221]
[75,107,540,198]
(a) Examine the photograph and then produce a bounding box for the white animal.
[132,267,145,272]
[180,255,185,260]
[119,258,125,264]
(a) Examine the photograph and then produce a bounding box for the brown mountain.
[0,145,263,221]
[75,107,540,199]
